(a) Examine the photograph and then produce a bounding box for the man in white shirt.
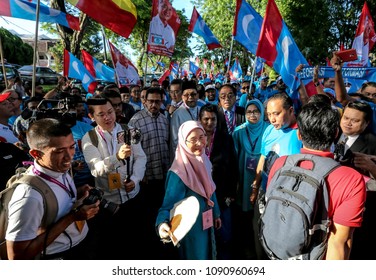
[6,118,99,259]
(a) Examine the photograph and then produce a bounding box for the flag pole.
[31,0,41,97]
[0,36,8,88]
[144,50,149,86]
[101,26,109,65]
[249,56,258,94]
[107,40,119,87]
[227,36,234,74]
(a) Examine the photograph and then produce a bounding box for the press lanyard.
[33,167,75,198]
[245,127,259,152]
[205,130,216,159]
[97,127,117,155]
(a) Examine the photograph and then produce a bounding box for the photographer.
[82,98,146,260]
[5,119,99,259]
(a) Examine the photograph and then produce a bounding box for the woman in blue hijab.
[232,99,268,259]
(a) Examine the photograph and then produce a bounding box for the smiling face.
[158,0,173,23]
[219,85,236,110]
[185,128,207,156]
[89,101,116,132]
[34,135,76,173]
[246,104,261,124]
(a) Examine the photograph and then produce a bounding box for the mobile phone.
[335,49,358,62]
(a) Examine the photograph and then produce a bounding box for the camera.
[124,127,142,145]
[83,187,119,215]
[21,97,78,127]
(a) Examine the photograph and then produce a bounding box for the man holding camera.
[82,98,146,259]
[5,118,99,259]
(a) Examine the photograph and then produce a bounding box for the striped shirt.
[128,109,170,180]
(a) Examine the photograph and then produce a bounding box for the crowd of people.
[1,52,376,260]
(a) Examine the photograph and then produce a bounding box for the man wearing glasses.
[166,79,183,116]
[128,87,171,259]
[170,80,200,160]
[217,84,245,135]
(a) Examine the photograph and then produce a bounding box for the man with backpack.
[260,102,366,260]
[4,118,99,259]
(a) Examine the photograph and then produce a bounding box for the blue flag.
[188,7,222,50]
[233,0,263,55]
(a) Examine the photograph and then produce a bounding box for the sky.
[0,0,197,62]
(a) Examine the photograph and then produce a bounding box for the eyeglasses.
[242,86,250,90]
[182,93,197,98]
[246,110,260,115]
[185,135,207,145]
[219,94,235,100]
[146,99,161,105]
[169,90,181,95]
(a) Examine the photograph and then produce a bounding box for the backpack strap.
[285,154,340,179]
[13,175,58,229]
[88,124,129,148]
[88,128,99,148]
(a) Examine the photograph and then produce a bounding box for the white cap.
[205,84,216,91]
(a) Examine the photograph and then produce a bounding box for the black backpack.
[259,154,339,260]
[0,167,58,260]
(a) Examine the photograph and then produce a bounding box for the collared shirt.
[128,109,170,180]
[6,162,88,255]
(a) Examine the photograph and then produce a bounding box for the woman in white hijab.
[156,120,221,259]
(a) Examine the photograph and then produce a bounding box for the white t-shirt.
[5,162,88,255]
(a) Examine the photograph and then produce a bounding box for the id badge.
[108,172,122,190]
[202,209,213,231]
[246,156,258,171]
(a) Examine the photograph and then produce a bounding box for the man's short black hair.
[199,103,218,119]
[345,100,373,123]
[297,102,339,151]
[27,118,72,150]
[146,87,164,100]
[219,83,237,95]
[267,92,293,110]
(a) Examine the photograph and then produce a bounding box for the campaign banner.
[109,41,141,87]
[147,0,181,57]
[299,66,376,93]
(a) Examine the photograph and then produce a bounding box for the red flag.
[158,69,171,84]
[147,0,181,57]
[351,1,376,66]
[109,41,141,86]
[67,0,137,38]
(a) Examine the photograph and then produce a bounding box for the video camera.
[21,97,79,128]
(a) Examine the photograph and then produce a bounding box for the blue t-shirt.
[261,123,302,157]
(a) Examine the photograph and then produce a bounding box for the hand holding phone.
[335,49,358,62]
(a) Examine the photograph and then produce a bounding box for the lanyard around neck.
[33,167,75,198]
